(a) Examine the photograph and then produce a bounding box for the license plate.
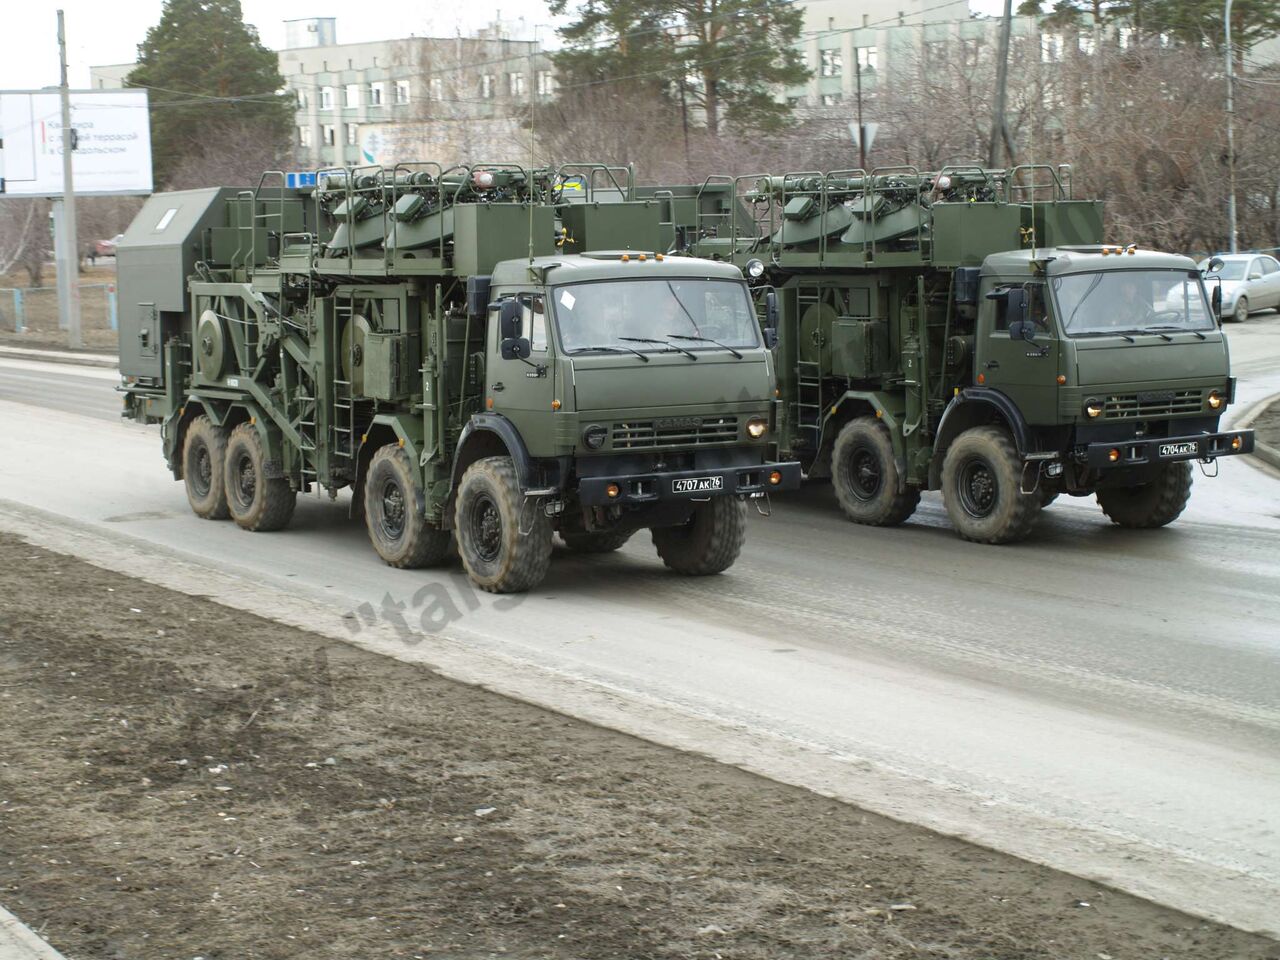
[672,475,723,494]
[1159,441,1197,458]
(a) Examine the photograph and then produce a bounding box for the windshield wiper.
[667,333,743,359]
[1142,325,1207,341]
[618,336,698,360]
[569,344,650,362]
[665,281,703,337]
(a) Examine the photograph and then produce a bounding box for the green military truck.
[653,164,1253,543]
[116,162,799,591]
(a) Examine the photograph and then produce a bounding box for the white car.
[1199,253,1280,322]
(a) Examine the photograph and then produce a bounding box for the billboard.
[0,89,153,196]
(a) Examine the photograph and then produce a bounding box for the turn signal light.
[1207,391,1223,410]
[1231,435,1243,450]
[1056,374,1067,385]
[606,483,620,499]
[1108,448,1121,462]
[551,399,562,410]
[769,470,783,485]
[977,373,986,384]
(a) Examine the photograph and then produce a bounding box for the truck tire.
[560,529,634,554]
[454,456,552,593]
[364,444,453,567]
[651,497,747,575]
[832,417,920,526]
[224,423,296,532]
[1096,462,1193,529]
[941,426,1040,544]
[183,415,229,520]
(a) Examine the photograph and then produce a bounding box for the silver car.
[1199,253,1280,322]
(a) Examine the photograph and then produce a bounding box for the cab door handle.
[491,382,505,392]
[984,360,1000,370]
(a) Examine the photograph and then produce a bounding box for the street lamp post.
[1225,0,1238,254]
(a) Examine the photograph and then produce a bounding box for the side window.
[1261,257,1280,275]
[1248,259,1265,280]
[520,294,547,351]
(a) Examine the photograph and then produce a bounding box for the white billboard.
[0,89,153,196]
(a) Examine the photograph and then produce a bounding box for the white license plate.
[672,476,723,494]
[1159,442,1197,458]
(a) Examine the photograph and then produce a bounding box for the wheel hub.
[958,457,997,519]
[470,493,503,563]
[192,444,212,497]
[380,479,406,540]
[236,454,257,505]
[846,445,883,501]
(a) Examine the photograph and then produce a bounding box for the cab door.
[488,292,557,447]
[975,280,1060,425]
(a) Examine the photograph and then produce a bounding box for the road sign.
[848,121,879,154]
[285,171,317,189]
[0,89,153,197]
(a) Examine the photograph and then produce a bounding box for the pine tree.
[549,0,810,134]
[127,0,291,189]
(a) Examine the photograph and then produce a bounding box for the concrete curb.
[0,346,117,370]
[0,905,69,960]
[1232,391,1280,472]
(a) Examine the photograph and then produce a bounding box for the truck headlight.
[1084,400,1103,418]
[582,424,608,449]
[746,417,768,438]
[1207,391,1223,410]
[745,258,766,279]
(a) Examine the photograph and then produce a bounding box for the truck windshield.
[553,278,759,353]
[1051,269,1215,336]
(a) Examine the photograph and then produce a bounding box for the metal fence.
[0,283,117,335]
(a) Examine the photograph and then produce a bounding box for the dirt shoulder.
[0,532,1275,960]
[1255,395,1280,449]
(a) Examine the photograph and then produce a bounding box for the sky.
[1,1,1005,92]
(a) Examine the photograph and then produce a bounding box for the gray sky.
[2,1,1003,92]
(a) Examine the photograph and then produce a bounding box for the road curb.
[0,345,117,370]
[0,905,69,960]
[1232,391,1280,471]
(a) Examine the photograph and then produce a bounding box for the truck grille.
[1103,390,1202,419]
[611,416,738,448]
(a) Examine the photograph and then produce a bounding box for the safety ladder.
[792,287,826,449]
[332,290,357,468]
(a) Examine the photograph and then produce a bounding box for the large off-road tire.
[183,415,230,520]
[1232,297,1250,323]
[364,444,453,567]
[1096,461,1193,529]
[831,417,920,526]
[941,426,1040,544]
[224,423,296,532]
[560,529,634,554]
[454,456,552,593]
[651,497,747,576]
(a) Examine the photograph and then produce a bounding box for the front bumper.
[578,460,802,506]
[1085,429,1255,469]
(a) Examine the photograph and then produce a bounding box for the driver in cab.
[1112,275,1156,329]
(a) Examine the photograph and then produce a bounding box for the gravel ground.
[0,532,1276,960]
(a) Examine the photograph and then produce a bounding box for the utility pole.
[855,52,866,171]
[1225,0,1239,254]
[987,0,1013,167]
[56,9,82,349]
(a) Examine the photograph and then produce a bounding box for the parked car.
[92,234,125,258]
[1199,253,1280,322]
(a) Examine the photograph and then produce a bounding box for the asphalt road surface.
[1,322,1278,936]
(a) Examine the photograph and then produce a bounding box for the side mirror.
[1001,287,1028,335]
[501,337,531,360]
[1206,256,1224,273]
[1009,319,1037,342]
[496,299,522,340]
[1211,283,1222,315]
[763,328,778,349]
[765,289,779,331]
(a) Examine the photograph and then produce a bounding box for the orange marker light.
[1056,374,1067,385]
[1108,448,1121,462]
[1231,435,1243,450]
[977,373,986,384]
[606,483,620,499]
[486,397,494,410]
[552,399,561,410]
[769,470,783,485]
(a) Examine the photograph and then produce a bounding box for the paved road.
[1,322,1278,935]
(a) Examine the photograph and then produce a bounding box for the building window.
[786,96,802,107]
[479,74,495,99]
[346,123,358,145]
[298,126,312,148]
[296,88,308,109]
[369,82,383,106]
[429,77,444,100]
[507,72,525,97]
[821,93,842,106]
[320,86,334,110]
[322,125,335,147]
[820,49,842,78]
[856,46,878,71]
[1078,33,1096,55]
[536,70,555,96]
[394,80,410,104]
[344,83,359,107]
[1041,33,1064,62]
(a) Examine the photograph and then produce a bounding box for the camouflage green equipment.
[652,163,1253,543]
[116,161,800,592]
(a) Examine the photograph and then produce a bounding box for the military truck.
[116,162,799,591]
[652,164,1253,543]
